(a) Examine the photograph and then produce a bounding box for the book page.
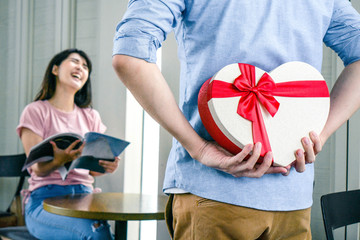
[84,132,130,156]
[82,137,113,160]
[58,166,69,181]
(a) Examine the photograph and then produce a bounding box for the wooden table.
[43,192,168,240]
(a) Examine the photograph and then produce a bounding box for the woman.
[17,48,118,239]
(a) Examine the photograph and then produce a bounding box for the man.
[112,1,360,239]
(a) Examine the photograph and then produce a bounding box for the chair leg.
[0,215,17,227]
[11,196,25,226]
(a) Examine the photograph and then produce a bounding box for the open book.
[22,132,130,180]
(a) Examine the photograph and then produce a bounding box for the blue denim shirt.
[113,0,360,210]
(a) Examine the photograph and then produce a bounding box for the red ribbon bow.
[207,63,329,156]
[234,64,279,121]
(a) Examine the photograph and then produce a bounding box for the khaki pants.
[165,193,311,240]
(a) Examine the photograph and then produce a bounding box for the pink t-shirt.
[16,100,107,192]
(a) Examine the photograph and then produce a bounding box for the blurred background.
[1,0,360,239]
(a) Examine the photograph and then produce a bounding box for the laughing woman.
[17,49,118,240]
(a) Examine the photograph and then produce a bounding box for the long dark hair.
[34,48,93,108]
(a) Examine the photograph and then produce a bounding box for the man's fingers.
[310,131,322,154]
[232,144,275,178]
[230,143,261,175]
[248,151,273,177]
[302,137,315,164]
[232,143,253,164]
[280,163,293,176]
[295,149,306,172]
[246,142,262,166]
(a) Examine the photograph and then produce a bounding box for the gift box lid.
[198,62,330,167]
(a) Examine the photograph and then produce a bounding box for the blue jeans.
[25,184,114,240]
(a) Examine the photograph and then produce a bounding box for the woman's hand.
[30,139,84,177]
[50,139,84,166]
[99,157,120,173]
[90,157,120,176]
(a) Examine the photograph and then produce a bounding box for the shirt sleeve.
[112,0,185,63]
[16,102,46,138]
[324,0,360,66]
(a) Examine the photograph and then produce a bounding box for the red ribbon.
[207,63,329,156]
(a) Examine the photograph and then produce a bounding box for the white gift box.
[198,62,330,167]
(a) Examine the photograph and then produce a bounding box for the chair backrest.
[0,154,38,240]
[0,153,28,226]
[320,189,360,240]
[0,153,28,177]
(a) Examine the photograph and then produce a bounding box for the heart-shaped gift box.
[198,62,330,167]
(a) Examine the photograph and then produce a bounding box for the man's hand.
[196,141,289,178]
[289,131,323,174]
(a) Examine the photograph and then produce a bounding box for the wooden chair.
[0,153,37,240]
[320,189,360,240]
